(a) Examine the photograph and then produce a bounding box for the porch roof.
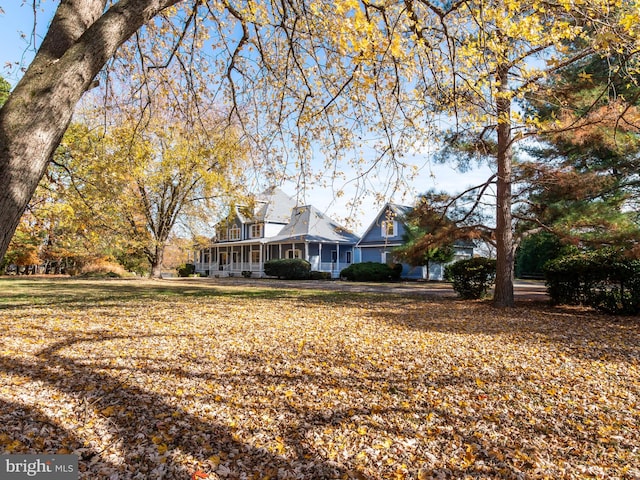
[264,234,357,244]
[208,235,357,247]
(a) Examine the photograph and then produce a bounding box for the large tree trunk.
[0,0,181,262]
[493,64,515,308]
[149,244,165,279]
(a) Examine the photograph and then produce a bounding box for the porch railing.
[195,260,353,277]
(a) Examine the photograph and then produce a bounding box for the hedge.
[543,249,640,315]
[340,262,402,282]
[264,258,311,279]
[444,257,496,299]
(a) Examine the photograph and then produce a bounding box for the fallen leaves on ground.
[0,278,638,479]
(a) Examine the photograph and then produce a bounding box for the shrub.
[391,262,403,279]
[310,271,332,280]
[264,258,311,279]
[444,257,496,299]
[515,232,563,279]
[177,263,196,277]
[340,262,402,282]
[241,270,253,278]
[79,258,129,278]
[543,249,640,315]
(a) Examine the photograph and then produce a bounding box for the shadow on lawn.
[0,332,352,479]
[3,329,509,478]
[0,277,320,310]
[373,297,640,365]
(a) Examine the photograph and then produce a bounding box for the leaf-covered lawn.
[0,278,638,479]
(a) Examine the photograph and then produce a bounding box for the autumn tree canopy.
[0,0,420,265]
[53,99,246,278]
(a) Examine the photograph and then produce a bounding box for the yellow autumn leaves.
[0,277,638,479]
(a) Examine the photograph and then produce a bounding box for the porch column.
[305,242,309,262]
[260,244,264,275]
[336,243,340,275]
[319,243,323,271]
[279,244,282,259]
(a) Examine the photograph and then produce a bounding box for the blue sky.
[0,1,53,86]
[0,1,494,234]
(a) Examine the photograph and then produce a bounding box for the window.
[381,220,396,238]
[251,250,260,263]
[250,223,263,238]
[217,228,228,241]
[346,251,352,263]
[331,251,338,262]
[287,249,302,259]
[229,225,241,241]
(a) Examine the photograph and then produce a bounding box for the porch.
[193,261,349,278]
[194,240,354,278]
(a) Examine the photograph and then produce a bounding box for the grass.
[0,277,638,479]
[0,277,301,305]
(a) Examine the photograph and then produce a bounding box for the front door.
[219,252,228,269]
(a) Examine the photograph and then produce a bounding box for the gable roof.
[268,205,360,244]
[221,187,298,226]
[390,203,413,218]
[357,203,412,246]
[253,187,298,224]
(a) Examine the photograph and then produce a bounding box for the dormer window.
[218,228,228,241]
[250,223,263,238]
[381,220,397,238]
[229,225,241,241]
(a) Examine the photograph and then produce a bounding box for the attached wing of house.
[357,203,474,280]
[357,203,413,263]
